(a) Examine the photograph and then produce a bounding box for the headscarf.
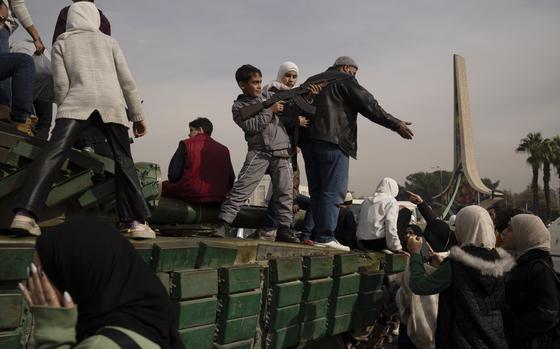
[64,2,101,35]
[373,177,399,200]
[36,219,184,349]
[454,205,496,249]
[276,61,299,82]
[262,61,299,96]
[509,214,551,258]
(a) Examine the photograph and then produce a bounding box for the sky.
[10,0,560,197]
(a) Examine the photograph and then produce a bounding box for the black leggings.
[15,111,150,222]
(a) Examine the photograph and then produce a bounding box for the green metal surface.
[269,280,303,308]
[0,148,19,167]
[178,324,215,349]
[332,273,360,296]
[0,249,34,281]
[269,257,303,283]
[215,314,258,344]
[45,170,95,207]
[384,253,408,273]
[218,264,261,294]
[359,270,384,292]
[265,324,300,349]
[177,297,218,329]
[77,179,115,207]
[333,253,360,276]
[214,339,253,349]
[357,288,387,311]
[267,303,300,330]
[151,241,199,272]
[302,255,333,280]
[301,298,329,322]
[330,293,358,316]
[156,273,170,295]
[0,294,22,330]
[219,290,262,320]
[197,241,238,269]
[0,330,21,349]
[171,269,218,300]
[303,277,333,302]
[328,313,352,336]
[300,317,327,342]
[0,168,27,198]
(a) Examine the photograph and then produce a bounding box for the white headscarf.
[509,214,551,258]
[373,177,399,200]
[262,61,299,96]
[454,205,496,248]
[64,2,100,36]
[276,61,299,82]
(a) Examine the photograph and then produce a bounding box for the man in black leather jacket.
[300,56,414,251]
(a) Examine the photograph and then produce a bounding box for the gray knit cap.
[334,56,358,69]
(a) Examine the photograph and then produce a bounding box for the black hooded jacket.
[300,67,402,159]
[436,246,515,349]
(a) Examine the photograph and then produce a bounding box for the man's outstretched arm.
[345,79,414,139]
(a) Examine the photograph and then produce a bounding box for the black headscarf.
[36,219,184,349]
[424,219,453,252]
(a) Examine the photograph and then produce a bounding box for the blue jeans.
[264,194,314,234]
[0,52,35,122]
[301,140,349,243]
[0,26,11,107]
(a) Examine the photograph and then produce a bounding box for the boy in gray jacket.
[213,64,299,243]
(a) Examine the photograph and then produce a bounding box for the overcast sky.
[11,0,560,196]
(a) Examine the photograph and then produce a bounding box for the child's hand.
[19,263,75,309]
[133,120,147,138]
[271,101,284,114]
[298,116,310,127]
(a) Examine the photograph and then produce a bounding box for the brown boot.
[14,115,37,137]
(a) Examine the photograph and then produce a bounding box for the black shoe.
[275,227,300,243]
[212,220,230,238]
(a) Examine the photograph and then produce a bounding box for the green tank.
[0,124,406,349]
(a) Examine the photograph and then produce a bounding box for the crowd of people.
[2,1,559,348]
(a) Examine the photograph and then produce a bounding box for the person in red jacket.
[162,117,235,203]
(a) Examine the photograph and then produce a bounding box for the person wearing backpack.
[502,214,560,349]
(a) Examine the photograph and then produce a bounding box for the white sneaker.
[10,215,41,237]
[314,239,350,252]
[123,223,156,239]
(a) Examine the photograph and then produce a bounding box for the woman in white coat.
[356,177,403,252]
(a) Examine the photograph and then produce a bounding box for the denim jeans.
[264,194,314,235]
[301,140,349,243]
[0,26,11,107]
[0,52,35,122]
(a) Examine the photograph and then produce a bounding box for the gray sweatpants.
[219,150,293,227]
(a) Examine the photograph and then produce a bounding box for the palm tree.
[540,138,555,221]
[552,135,560,212]
[516,132,544,215]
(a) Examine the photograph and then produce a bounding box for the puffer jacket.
[505,249,560,348]
[436,246,515,349]
[300,67,402,159]
[232,94,290,157]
